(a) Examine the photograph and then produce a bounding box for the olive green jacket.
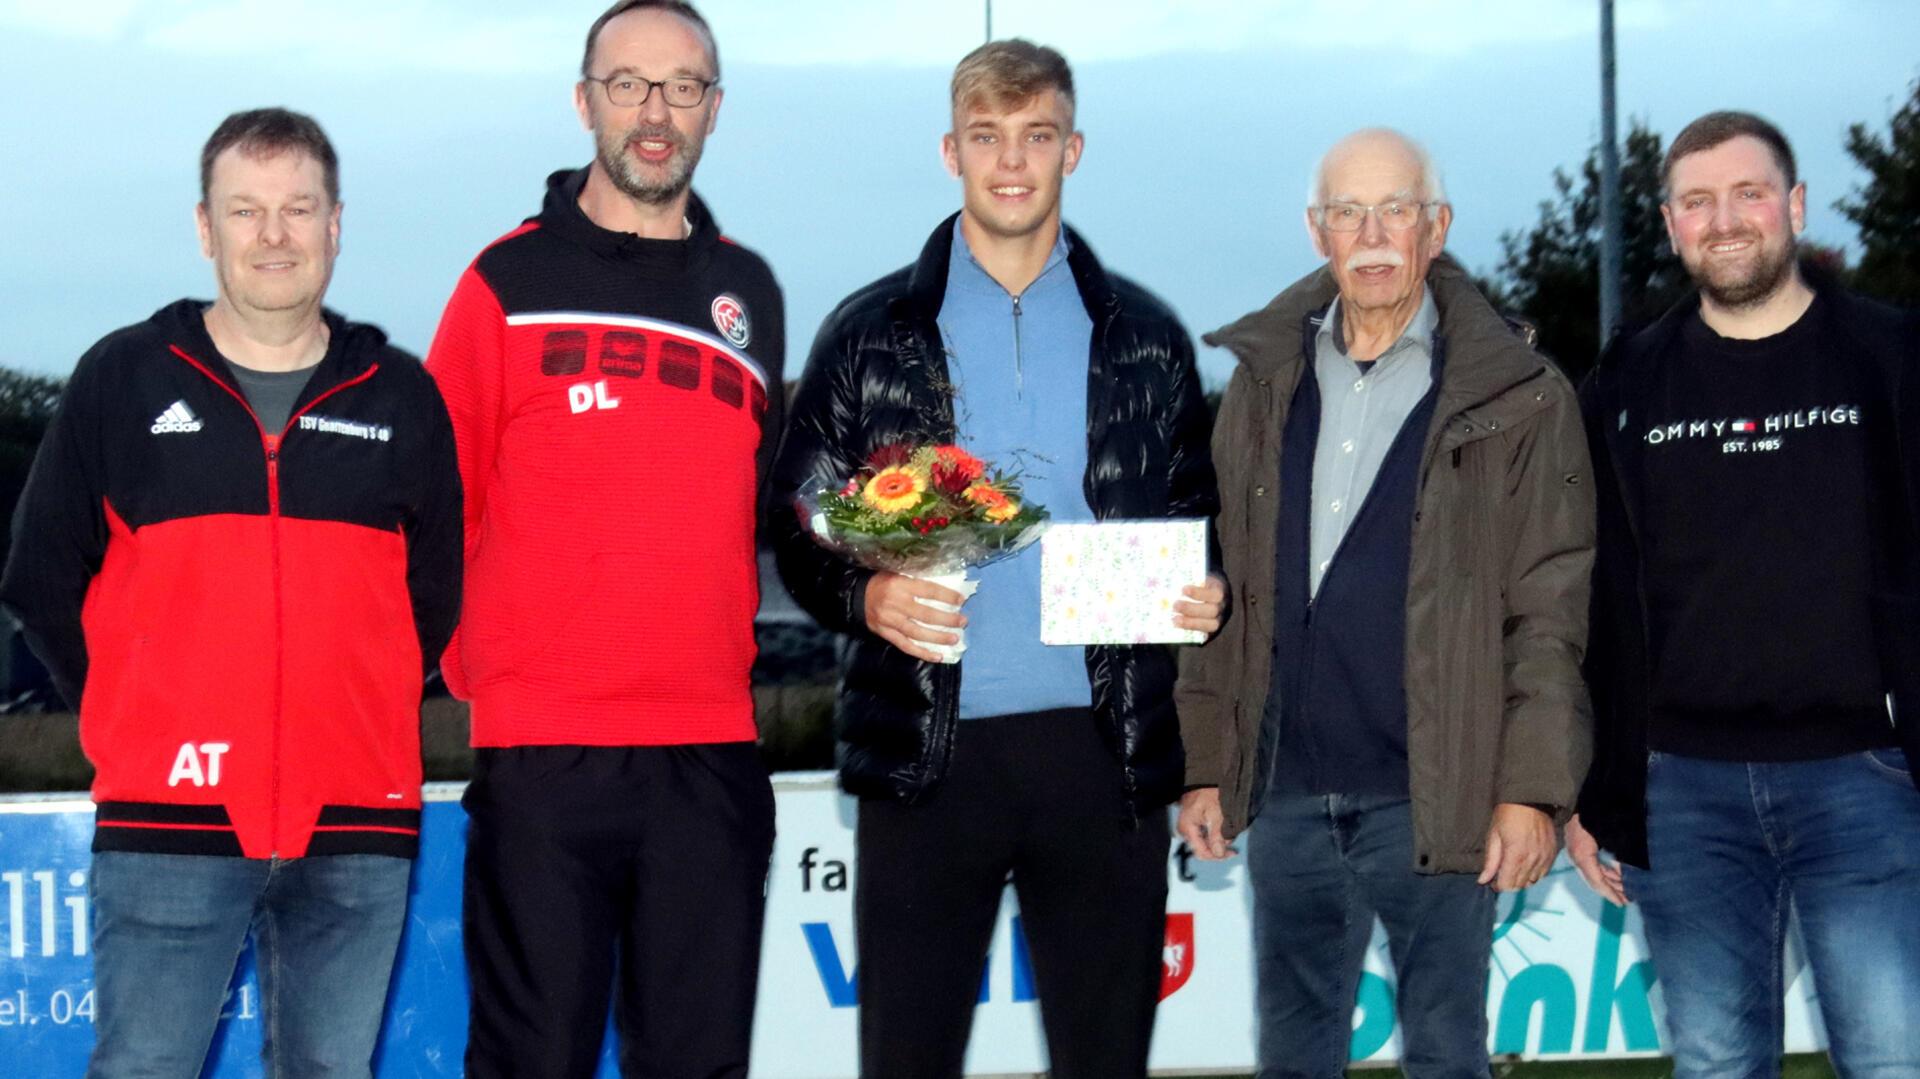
[1174,255,1595,873]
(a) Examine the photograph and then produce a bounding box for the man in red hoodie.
[424,3,783,1076]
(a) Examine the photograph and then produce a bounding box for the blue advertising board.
[0,791,485,1076]
[0,778,1836,1077]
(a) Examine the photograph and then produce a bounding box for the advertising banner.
[0,777,1830,1076]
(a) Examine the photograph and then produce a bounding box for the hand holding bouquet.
[797,442,1048,661]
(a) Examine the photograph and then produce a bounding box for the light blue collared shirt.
[1307,289,1439,597]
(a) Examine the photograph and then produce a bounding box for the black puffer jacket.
[772,215,1218,821]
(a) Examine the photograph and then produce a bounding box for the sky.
[2,0,1916,388]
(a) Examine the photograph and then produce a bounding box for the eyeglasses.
[582,74,716,109]
[1311,200,1437,232]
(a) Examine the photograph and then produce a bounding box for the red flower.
[928,445,987,495]
[866,443,913,471]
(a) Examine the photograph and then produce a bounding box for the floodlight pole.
[985,0,993,41]
[1598,0,1624,343]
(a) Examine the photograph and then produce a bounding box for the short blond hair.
[950,39,1074,122]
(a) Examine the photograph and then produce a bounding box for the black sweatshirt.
[1638,296,1894,760]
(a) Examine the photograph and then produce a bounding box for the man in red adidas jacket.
[1,108,461,1077]
[423,3,784,1076]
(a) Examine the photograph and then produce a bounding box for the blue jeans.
[87,851,412,1079]
[1622,749,1920,1079]
[1246,792,1495,1079]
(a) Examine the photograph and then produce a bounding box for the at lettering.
[167,742,231,787]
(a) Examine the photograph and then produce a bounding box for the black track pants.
[461,743,776,1079]
[855,709,1170,1079]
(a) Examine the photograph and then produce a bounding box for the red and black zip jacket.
[0,301,462,859]
[426,169,783,748]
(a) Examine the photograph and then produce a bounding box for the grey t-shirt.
[224,360,317,434]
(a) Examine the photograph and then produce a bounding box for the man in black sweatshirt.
[1570,110,1920,1077]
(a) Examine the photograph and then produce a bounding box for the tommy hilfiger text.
[1642,404,1861,447]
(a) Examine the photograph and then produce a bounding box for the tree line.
[1485,77,1920,383]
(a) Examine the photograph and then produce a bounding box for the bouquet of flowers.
[797,442,1048,663]
[798,442,1048,576]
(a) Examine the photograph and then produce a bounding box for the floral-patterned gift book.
[1038,520,1208,646]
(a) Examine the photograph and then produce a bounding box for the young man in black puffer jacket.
[771,39,1219,1079]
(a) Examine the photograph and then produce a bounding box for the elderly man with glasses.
[1173,127,1595,1079]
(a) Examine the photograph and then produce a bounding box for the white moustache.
[1345,251,1406,272]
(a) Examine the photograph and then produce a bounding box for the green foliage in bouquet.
[811,442,1048,565]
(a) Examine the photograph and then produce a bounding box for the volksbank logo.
[801,914,1196,1008]
[150,400,203,434]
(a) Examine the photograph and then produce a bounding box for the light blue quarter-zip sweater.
[939,218,1094,719]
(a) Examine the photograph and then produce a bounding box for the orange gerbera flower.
[963,480,1020,522]
[862,465,926,514]
[964,480,1005,506]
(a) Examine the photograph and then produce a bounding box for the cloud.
[0,0,1688,77]
[0,0,143,39]
[913,0,1676,63]
[0,0,578,73]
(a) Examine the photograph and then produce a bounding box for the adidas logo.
[150,400,204,435]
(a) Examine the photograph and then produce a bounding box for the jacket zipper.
[168,346,378,856]
[923,652,960,805]
[1253,370,1296,803]
[1011,294,1024,398]
[265,433,284,855]
[1597,379,1660,727]
[1599,393,1649,562]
